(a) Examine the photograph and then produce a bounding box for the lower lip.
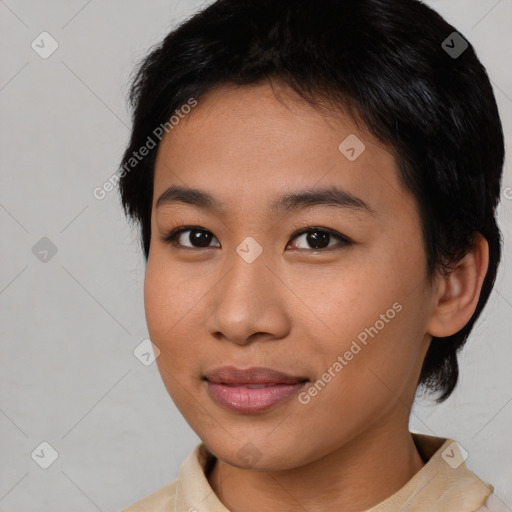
[206,381,307,413]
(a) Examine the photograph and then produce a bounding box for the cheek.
[143,252,194,338]
[144,261,199,407]
[143,262,168,339]
[303,267,428,407]
[143,254,206,371]
[294,267,397,356]
[143,257,186,372]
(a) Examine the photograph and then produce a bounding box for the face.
[145,81,436,471]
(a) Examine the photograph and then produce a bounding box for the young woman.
[118,0,507,510]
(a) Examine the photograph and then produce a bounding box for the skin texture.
[144,81,489,512]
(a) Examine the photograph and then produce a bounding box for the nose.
[207,248,290,346]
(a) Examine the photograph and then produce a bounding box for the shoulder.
[473,492,511,512]
[368,433,498,512]
[121,479,178,512]
[120,442,215,512]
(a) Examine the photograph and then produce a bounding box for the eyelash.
[158,225,353,252]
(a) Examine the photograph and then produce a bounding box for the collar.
[136,433,494,512]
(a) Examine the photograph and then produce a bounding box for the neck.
[207,425,425,512]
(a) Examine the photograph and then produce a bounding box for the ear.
[426,234,489,338]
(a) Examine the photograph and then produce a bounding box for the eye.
[287,227,352,251]
[159,226,220,249]
[160,225,352,252]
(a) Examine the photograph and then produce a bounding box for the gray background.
[1,0,511,510]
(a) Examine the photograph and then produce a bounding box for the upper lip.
[204,366,309,385]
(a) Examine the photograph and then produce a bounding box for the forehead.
[152,82,407,219]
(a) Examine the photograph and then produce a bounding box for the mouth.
[204,365,309,385]
[204,366,309,413]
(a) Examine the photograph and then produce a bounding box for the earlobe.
[426,234,489,338]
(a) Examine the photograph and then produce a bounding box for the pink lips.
[204,366,308,413]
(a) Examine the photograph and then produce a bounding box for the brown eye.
[160,225,352,252]
[160,226,220,248]
[287,227,352,251]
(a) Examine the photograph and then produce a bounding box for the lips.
[204,366,309,413]
[204,365,309,386]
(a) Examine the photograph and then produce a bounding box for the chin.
[203,434,308,472]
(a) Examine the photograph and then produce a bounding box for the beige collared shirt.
[122,433,506,512]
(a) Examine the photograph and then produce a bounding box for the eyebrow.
[155,184,375,215]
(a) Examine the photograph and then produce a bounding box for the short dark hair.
[117,0,505,402]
